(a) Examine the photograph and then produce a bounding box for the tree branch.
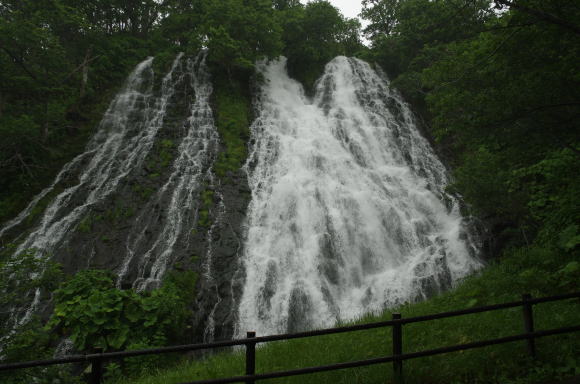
[495,0,580,35]
[0,47,40,82]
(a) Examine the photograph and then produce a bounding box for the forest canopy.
[0,0,363,221]
[359,0,579,255]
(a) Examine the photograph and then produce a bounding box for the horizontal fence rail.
[1,291,579,384]
[179,325,580,384]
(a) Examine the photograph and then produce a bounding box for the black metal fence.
[1,291,579,384]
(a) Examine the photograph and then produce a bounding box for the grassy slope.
[111,245,579,384]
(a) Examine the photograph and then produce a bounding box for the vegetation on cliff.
[0,0,364,227]
[0,0,578,383]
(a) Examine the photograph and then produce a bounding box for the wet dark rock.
[287,286,312,333]
[191,166,251,342]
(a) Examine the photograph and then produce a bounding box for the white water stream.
[1,53,482,344]
[119,52,219,291]
[237,57,482,335]
[8,55,179,257]
[1,53,220,330]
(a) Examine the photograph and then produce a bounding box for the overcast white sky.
[326,0,363,20]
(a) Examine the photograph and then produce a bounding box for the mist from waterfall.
[237,57,482,336]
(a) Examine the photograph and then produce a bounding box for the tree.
[360,0,400,39]
[494,0,580,35]
[203,0,282,72]
[361,0,580,251]
[282,0,363,88]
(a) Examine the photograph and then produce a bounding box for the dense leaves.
[0,262,195,382]
[281,0,364,89]
[0,250,63,335]
[48,270,194,352]
[0,0,154,224]
[0,0,363,224]
[361,0,580,255]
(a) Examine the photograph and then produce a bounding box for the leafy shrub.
[0,251,71,384]
[48,270,194,353]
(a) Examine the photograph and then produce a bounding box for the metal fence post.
[522,293,536,358]
[392,313,404,384]
[89,355,103,384]
[246,331,256,384]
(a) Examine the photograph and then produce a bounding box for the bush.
[49,270,194,353]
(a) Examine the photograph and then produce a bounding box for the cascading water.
[118,52,219,291]
[2,52,482,348]
[0,52,222,336]
[7,55,171,258]
[237,57,482,336]
[1,56,160,328]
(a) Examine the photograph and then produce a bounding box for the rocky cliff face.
[1,53,483,343]
[191,167,251,342]
[0,53,251,342]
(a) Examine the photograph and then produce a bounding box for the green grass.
[213,75,251,179]
[145,138,175,177]
[110,245,580,384]
[76,205,135,234]
[195,188,214,229]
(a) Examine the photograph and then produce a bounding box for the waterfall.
[0,52,220,332]
[7,55,169,257]
[2,52,482,345]
[118,52,219,291]
[237,57,482,336]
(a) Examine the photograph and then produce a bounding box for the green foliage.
[362,0,491,81]
[0,317,83,384]
[113,244,580,384]
[360,0,580,255]
[559,226,580,252]
[1,260,196,382]
[281,0,364,90]
[204,0,283,71]
[153,53,180,80]
[448,146,528,224]
[0,250,63,317]
[0,0,163,227]
[49,269,193,353]
[0,251,70,384]
[213,76,251,179]
[197,188,215,229]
